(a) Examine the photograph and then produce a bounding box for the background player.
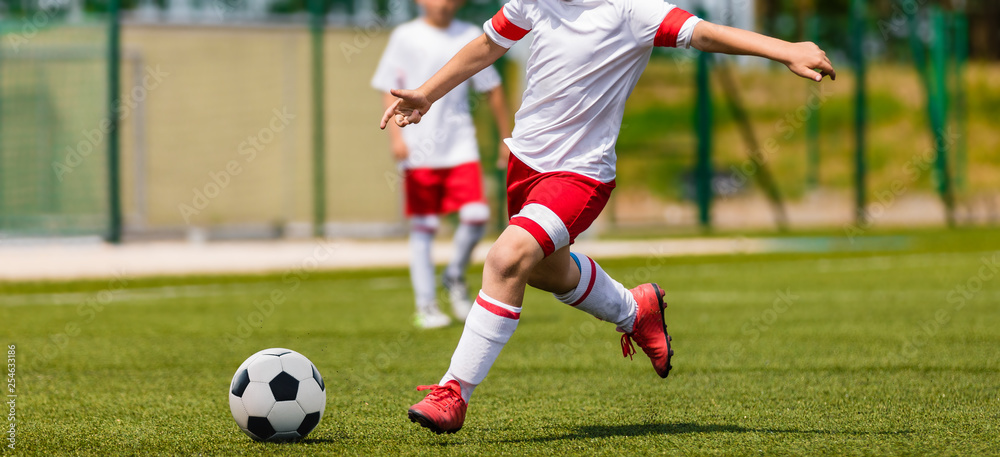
[371,0,512,329]
[381,0,834,433]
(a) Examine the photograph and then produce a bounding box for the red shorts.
[506,154,615,256]
[404,161,486,217]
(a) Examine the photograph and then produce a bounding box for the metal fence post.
[930,6,955,226]
[107,0,123,243]
[806,13,820,190]
[310,0,327,238]
[694,8,712,231]
[850,0,866,228]
[952,7,968,194]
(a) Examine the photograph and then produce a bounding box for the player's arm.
[380,34,509,129]
[486,85,513,169]
[381,92,408,161]
[690,21,836,82]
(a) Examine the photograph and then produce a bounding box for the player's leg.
[408,216,450,329]
[407,156,670,434]
[534,248,636,331]
[437,225,541,398]
[541,248,672,377]
[405,168,451,329]
[407,224,541,434]
[507,162,672,378]
[442,213,485,321]
[440,162,490,322]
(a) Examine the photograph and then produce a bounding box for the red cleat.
[407,380,467,434]
[621,283,673,378]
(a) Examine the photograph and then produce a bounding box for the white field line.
[0,276,412,307]
[3,250,994,307]
[5,287,999,309]
[633,250,998,278]
[0,236,916,281]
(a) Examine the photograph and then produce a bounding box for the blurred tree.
[966,0,999,59]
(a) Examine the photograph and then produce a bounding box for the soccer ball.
[228,348,326,442]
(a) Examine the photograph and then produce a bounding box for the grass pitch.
[4,229,1000,456]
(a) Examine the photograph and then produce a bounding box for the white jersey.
[484,0,701,182]
[372,19,502,170]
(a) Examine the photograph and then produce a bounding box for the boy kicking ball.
[371,0,513,329]
[380,0,835,433]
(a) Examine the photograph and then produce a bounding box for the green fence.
[0,19,112,238]
[0,0,996,241]
[625,0,996,233]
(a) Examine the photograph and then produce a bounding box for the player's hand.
[380,89,432,129]
[783,42,836,82]
[496,141,511,170]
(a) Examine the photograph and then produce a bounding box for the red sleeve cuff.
[654,7,694,48]
[491,9,530,42]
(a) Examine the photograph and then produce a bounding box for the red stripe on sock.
[569,256,597,307]
[476,295,520,320]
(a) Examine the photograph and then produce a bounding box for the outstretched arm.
[380,34,509,129]
[690,21,836,82]
[486,86,513,169]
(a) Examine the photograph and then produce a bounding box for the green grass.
[4,230,1000,455]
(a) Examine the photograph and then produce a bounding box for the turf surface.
[3,230,1000,456]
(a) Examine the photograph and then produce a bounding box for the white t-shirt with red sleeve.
[484,0,702,183]
[372,19,502,170]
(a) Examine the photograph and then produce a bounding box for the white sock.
[445,222,485,280]
[554,253,637,332]
[409,226,437,311]
[440,291,521,403]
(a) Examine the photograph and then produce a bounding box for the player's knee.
[458,202,489,224]
[526,270,560,292]
[410,215,439,233]
[485,239,536,281]
[526,253,576,293]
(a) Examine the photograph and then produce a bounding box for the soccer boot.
[442,274,472,322]
[407,380,467,434]
[620,283,673,378]
[414,302,452,329]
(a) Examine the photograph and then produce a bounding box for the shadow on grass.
[499,422,912,443]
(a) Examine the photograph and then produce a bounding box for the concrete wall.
[119,25,400,239]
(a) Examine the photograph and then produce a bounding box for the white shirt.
[484,0,701,182]
[372,19,503,169]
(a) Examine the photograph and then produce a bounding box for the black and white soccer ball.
[228,348,326,442]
